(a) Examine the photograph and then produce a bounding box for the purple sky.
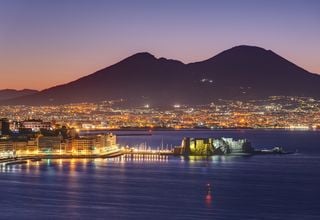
[1,0,319,90]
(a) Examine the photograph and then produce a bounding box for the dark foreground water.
[1,130,320,220]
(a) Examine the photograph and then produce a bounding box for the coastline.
[79,127,320,134]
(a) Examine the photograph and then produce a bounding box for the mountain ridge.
[0,89,38,101]
[2,45,320,106]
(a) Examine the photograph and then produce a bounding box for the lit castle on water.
[177,137,254,156]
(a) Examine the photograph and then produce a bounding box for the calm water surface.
[1,130,320,219]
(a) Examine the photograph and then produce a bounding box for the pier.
[121,148,174,155]
[120,148,173,161]
[0,147,175,165]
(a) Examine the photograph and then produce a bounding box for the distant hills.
[2,45,320,106]
[0,89,38,101]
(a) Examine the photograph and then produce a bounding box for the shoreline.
[0,149,295,165]
[79,127,320,133]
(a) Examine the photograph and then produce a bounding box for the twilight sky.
[0,0,319,90]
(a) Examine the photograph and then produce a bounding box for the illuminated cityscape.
[1,0,320,219]
[1,95,318,159]
[1,96,319,131]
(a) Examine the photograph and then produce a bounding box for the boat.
[254,147,294,155]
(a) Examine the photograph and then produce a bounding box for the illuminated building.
[22,119,51,132]
[37,135,63,154]
[0,139,13,158]
[71,136,96,155]
[95,133,118,154]
[13,141,27,156]
[27,139,38,154]
[181,137,253,156]
[71,133,118,155]
[181,137,214,156]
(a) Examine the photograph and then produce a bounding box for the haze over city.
[1,0,320,90]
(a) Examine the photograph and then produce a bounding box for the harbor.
[0,143,294,168]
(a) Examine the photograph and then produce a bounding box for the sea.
[1,130,320,220]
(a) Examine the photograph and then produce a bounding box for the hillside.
[2,45,320,106]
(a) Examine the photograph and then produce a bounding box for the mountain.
[0,89,38,101]
[2,45,320,106]
[187,45,320,100]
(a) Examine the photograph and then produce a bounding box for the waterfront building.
[27,139,38,154]
[63,139,73,154]
[181,137,253,156]
[0,128,118,157]
[71,133,118,155]
[0,139,13,158]
[95,133,118,154]
[13,141,28,156]
[37,135,63,154]
[219,138,253,153]
[181,137,214,156]
[71,136,96,155]
[0,137,38,156]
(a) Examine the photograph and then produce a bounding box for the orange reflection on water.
[205,183,213,207]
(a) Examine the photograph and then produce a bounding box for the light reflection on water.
[1,130,320,219]
[0,154,320,220]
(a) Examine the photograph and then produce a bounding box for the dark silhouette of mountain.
[2,45,320,106]
[0,89,38,101]
[187,45,320,101]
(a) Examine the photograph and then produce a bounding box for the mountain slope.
[2,45,320,106]
[4,53,193,106]
[0,89,38,101]
[187,45,320,100]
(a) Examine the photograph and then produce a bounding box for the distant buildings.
[0,118,10,135]
[0,96,319,130]
[22,119,52,131]
[0,96,320,158]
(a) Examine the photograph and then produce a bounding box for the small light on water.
[205,183,213,207]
